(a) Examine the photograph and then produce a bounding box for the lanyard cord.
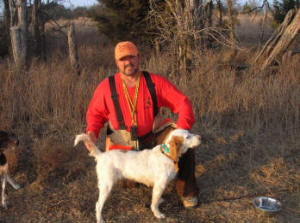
[121,73,141,126]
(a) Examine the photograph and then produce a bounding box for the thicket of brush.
[1,31,299,141]
[0,19,299,223]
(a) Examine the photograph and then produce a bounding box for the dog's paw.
[97,216,105,223]
[13,183,21,190]
[153,211,165,219]
[2,201,8,209]
[151,203,166,219]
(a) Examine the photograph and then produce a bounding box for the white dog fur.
[0,131,21,209]
[0,160,20,208]
[74,129,201,223]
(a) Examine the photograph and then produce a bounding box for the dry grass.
[0,16,299,223]
[235,13,274,46]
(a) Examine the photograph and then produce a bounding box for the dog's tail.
[74,133,102,157]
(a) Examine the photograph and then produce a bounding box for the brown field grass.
[0,16,299,223]
[235,13,274,46]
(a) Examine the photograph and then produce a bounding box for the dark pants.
[176,149,198,198]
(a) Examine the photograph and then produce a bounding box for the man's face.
[116,55,139,76]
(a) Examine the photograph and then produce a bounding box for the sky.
[62,0,259,9]
[61,0,258,9]
[61,0,98,8]
[0,0,98,16]
[0,0,262,18]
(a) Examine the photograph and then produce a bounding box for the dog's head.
[161,129,201,171]
[0,131,19,153]
[165,129,201,153]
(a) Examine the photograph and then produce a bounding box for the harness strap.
[143,71,158,117]
[138,130,154,142]
[108,71,158,131]
[109,75,126,129]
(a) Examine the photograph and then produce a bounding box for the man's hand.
[85,131,97,151]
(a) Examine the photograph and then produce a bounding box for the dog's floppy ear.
[168,136,184,172]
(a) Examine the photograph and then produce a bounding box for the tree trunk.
[254,9,295,64]
[226,0,235,47]
[68,24,80,75]
[10,0,27,69]
[32,0,41,57]
[39,19,46,60]
[206,0,213,27]
[217,0,223,26]
[10,27,26,69]
[4,0,10,36]
[17,0,26,33]
[261,9,300,70]
[259,0,269,44]
[9,0,17,26]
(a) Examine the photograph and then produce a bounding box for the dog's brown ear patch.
[168,136,184,172]
[168,136,184,161]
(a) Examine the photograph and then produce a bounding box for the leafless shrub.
[148,0,240,76]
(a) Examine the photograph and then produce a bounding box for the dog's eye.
[186,135,191,139]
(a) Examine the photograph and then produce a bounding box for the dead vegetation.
[0,16,299,223]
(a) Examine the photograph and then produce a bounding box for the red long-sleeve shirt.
[86,72,194,138]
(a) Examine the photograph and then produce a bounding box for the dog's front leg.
[7,175,20,190]
[151,182,167,219]
[1,175,7,208]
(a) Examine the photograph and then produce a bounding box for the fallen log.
[253,9,300,71]
[253,9,295,64]
[261,9,300,70]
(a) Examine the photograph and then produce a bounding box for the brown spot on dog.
[156,126,176,144]
[167,136,184,172]
[168,136,184,161]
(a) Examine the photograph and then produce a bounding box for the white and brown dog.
[0,131,20,209]
[74,129,201,223]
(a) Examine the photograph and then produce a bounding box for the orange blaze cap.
[114,41,138,60]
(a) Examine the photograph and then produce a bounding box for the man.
[85,41,198,208]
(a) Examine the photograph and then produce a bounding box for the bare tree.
[253,9,300,70]
[259,0,270,44]
[149,0,201,75]
[206,0,213,27]
[4,0,11,37]
[68,24,80,75]
[226,0,235,48]
[149,0,235,75]
[217,0,223,26]
[9,0,27,69]
[32,0,42,57]
[261,9,300,70]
